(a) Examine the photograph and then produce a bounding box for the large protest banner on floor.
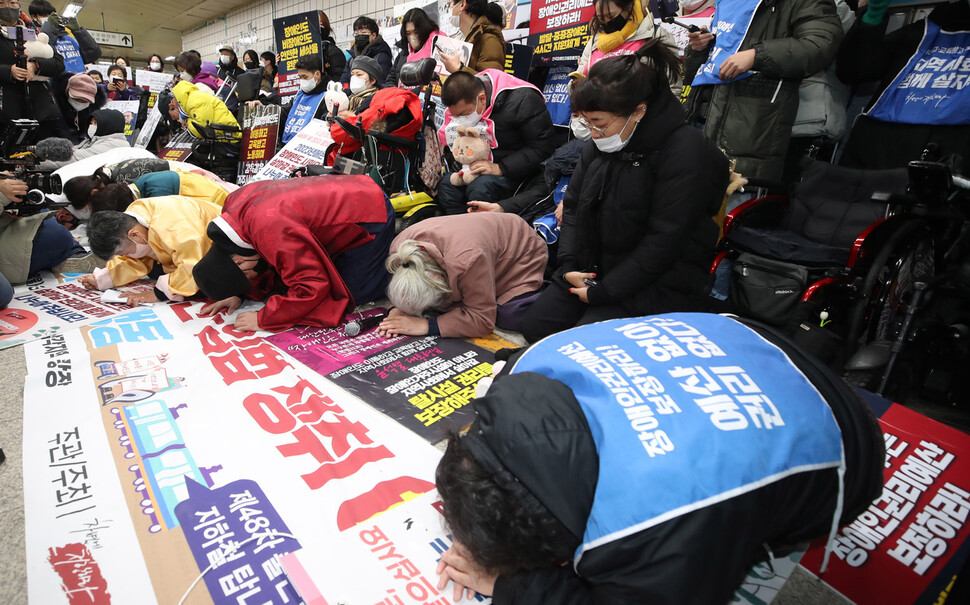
[799,400,970,605]
[267,309,513,444]
[1,272,155,351]
[23,301,445,604]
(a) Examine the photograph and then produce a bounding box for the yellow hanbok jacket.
[128,170,229,208]
[105,196,223,298]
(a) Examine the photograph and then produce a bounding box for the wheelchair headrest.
[235,72,261,103]
[399,58,438,88]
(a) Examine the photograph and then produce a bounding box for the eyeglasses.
[575,114,621,136]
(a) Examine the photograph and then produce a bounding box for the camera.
[21,170,62,195]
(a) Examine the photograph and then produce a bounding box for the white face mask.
[451,97,483,127]
[150,61,161,70]
[178,70,190,81]
[262,60,269,68]
[593,114,637,153]
[450,2,463,28]
[407,34,420,50]
[87,124,98,139]
[67,205,91,220]
[68,98,90,112]
[570,116,592,141]
[349,75,368,94]
[680,0,709,13]
[128,241,153,258]
[38,17,48,25]
[220,54,232,65]
[300,76,318,93]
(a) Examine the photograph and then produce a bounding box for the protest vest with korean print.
[438,69,542,151]
[866,20,970,126]
[509,312,845,566]
[282,89,326,144]
[55,34,85,75]
[691,0,763,87]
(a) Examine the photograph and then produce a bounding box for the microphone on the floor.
[344,312,388,337]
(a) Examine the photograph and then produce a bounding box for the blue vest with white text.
[692,0,763,87]
[282,89,325,144]
[56,34,85,75]
[866,20,970,126]
[510,313,844,564]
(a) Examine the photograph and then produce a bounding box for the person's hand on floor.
[377,307,429,337]
[200,296,242,317]
[233,311,260,332]
[436,541,497,601]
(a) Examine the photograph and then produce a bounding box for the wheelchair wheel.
[845,220,935,354]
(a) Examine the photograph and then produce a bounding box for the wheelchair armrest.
[722,195,790,236]
[334,116,363,141]
[368,130,417,150]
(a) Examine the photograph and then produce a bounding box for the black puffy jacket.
[559,89,728,309]
[485,79,557,187]
[471,317,886,605]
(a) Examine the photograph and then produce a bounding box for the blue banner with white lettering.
[55,34,86,75]
[281,89,325,144]
[691,0,763,87]
[542,65,573,126]
[866,20,970,126]
[510,313,844,562]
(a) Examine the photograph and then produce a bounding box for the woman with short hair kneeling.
[377,213,547,338]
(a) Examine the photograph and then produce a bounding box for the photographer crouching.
[1,161,99,308]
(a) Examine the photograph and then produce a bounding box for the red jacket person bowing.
[193,175,395,332]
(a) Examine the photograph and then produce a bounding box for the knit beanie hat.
[351,55,382,84]
[66,73,97,103]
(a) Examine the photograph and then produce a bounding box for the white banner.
[24,300,444,604]
[252,118,333,181]
[0,272,155,351]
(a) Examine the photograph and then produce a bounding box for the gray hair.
[385,240,451,316]
[87,211,138,259]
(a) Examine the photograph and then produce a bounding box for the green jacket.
[0,192,49,284]
[685,0,844,182]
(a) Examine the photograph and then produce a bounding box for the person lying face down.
[434,313,886,604]
[192,175,395,333]
[377,213,547,339]
[79,196,223,305]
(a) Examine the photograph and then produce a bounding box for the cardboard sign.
[237,104,282,186]
[251,118,332,181]
[273,11,323,98]
[528,0,596,65]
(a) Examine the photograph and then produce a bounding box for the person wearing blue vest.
[29,0,100,74]
[836,0,970,170]
[434,313,885,603]
[278,54,329,144]
[683,0,844,184]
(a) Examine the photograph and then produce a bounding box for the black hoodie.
[91,108,126,136]
[464,317,885,604]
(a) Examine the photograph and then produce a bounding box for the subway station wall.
[180,0,440,62]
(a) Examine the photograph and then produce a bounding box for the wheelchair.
[713,157,917,369]
[326,58,445,231]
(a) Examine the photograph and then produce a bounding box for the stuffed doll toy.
[449,126,490,186]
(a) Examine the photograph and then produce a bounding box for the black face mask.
[355,34,370,51]
[601,12,629,34]
[0,7,20,23]
[244,60,258,70]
